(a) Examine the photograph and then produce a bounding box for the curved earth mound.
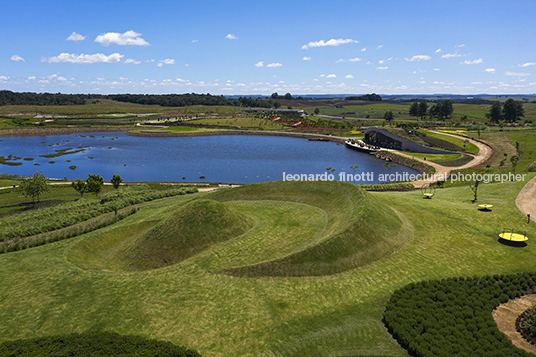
[205,180,411,277]
[124,199,254,271]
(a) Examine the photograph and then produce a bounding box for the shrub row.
[516,304,536,346]
[384,273,536,357]
[0,331,201,357]
[0,207,138,255]
[0,186,197,241]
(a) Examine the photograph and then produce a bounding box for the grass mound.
[124,199,254,271]
[206,180,410,277]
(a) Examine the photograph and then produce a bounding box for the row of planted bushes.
[383,273,536,357]
[516,304,536,346]
[0,186,197,241]
[0,207,138,254]
[0,331,201,357]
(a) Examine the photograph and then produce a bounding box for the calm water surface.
[0,132,421,184]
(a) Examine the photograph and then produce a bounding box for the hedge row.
[516,304,536,346]
[0,331,201,357]
[0,186,197,241]
[384,273,536,357]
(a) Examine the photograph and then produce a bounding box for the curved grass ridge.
[384,273,536,357]
[206,180,409,277]
[124,199,255,271]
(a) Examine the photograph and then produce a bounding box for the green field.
[1,175,535,356]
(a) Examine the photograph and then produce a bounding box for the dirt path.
[392,131,493,188]
[493,295,536,355]
[516,175,536,223]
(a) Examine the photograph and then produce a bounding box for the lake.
[0,132,421,184]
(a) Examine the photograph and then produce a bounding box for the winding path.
[515,175,536,223]
[392,131,493,188]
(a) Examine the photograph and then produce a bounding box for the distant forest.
[0,90,276,108]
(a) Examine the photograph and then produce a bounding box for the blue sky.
[1,0,535,95]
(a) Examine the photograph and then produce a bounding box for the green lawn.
[0,177,535,356]
[420,129,480,154]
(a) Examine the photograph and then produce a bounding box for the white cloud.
[506,71,530,76]
[345,74,354,79]
[303,57,311,61]
[266,62,282,67]
[159,59,175,65]
[225,34,238,40]
[377,45,383,49]
[435,49,442,53]
[27,76,36,80]
[157,63,163,68]
[519,62,536,67]
[336,59,345,63]
[0,76,10,81]
[10,55,25,62]
[379,60,385,64]
[406,55,431,61]
[326,74,336,78]
[349,57,362,62]
[456,44,466,47]
[377,66,388,70]
[485,68,496,73]
[301,38,358,49]
[434,68,440,71]
[361,47,367,51]
[43,52,124,64]
[442,53,462,59]
[95,30,150,46]
[255,61,264,67]
[191,40,199,43]
[66,32,86,42]
[462,58,483,65]
[124,58,141,64]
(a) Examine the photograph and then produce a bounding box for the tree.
[17,171,49,204]
[86,174,104,196]
[470,180,480,202]
[442,100,453,119]
[314,107,320,115]
[418,100,428,120]
[72,179,87,197]
[383,110,394,122]
[511,156,520,175]
[502,99,524,123]
[486,101,503,123]
[111,174,123,190]
[409,102,419,117]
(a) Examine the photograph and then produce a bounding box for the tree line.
[0,90,279,108]
[409,99,453,120]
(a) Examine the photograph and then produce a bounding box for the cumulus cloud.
[255,61,264,67]
[506,71,530,76]
[66,32,86,42]
[95,30,150,46]
[377,66,388,70]
[349,57,362,62]
[345,74,354,79]
[435,49,442,53]
[301,38,358,49]
[0,76,10,82]
[406,55,431,62]
[159,59,175,65]
[336,59,345,63]
[361,47,367,51]
[519,62,536,67]
[303,57,311,61]
[462,58,483,65]
[42,52,124,64]
[10,55,25,62]
[225,34,238,40]
[326,74,336,78]
[124,58,141,64]
[485,68,496,73]
[266,63,282,67]
[442,53,462,59]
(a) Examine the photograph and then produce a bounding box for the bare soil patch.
[493,295,536,355]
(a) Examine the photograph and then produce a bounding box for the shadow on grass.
[498,238,528,248]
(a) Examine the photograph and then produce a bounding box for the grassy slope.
[0,177,535,356]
